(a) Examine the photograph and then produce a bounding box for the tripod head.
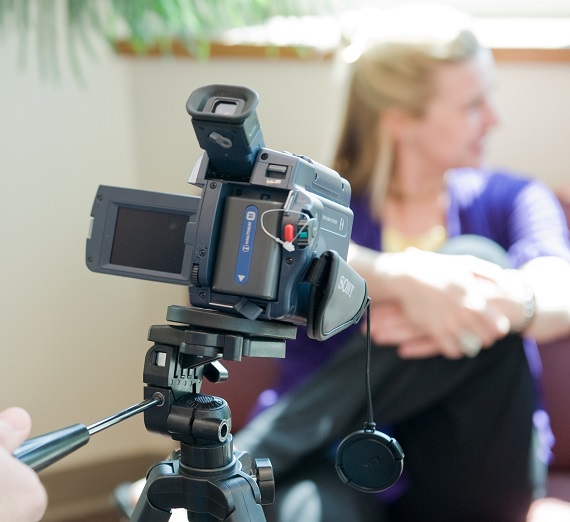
[141,305,296,438]
[129,305,297,521]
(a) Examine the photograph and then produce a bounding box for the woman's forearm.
[348,241,570,345]
[347,242,403,302]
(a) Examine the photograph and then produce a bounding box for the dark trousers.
[235,333,539,522]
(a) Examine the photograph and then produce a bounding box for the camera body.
[187,85,353,324]
[87,84,366,339]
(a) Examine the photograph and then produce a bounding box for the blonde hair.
[333,4,484,206]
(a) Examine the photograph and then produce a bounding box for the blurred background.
[1,1,569,519]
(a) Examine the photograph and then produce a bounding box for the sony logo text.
[338,275,355,297]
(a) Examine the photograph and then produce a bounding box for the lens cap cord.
[335,305,405,492]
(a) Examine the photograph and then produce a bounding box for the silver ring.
[458,332,483,358]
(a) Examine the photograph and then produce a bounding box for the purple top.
[274,168,570,396]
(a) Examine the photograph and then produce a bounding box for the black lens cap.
[335,429,404,492]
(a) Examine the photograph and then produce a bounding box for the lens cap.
[335,429,404,493]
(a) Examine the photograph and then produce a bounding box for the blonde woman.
[235,5,570,521]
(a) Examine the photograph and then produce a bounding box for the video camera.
[15,86,398,519]
[86,84,368,340]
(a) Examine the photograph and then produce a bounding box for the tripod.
[131,305,297,521]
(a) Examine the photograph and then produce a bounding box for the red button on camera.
[283,224,295,243]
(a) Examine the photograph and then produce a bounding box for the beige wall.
[0,34,177,471]
[1,33,569,474]
[486,61,570,185]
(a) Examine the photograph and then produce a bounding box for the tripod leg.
[219,475,267,522]
[131,462,175,522]
[130,460,269,522]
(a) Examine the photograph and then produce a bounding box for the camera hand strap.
[304,250,369,341]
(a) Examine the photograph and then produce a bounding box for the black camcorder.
[86,84,368,341]
[13,87,394,514]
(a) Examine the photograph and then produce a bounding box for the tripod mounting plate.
[167,305,297,340]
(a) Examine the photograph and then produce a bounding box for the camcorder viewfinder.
[86,84,368,340]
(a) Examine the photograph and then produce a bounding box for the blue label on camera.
[235,205,258,285]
